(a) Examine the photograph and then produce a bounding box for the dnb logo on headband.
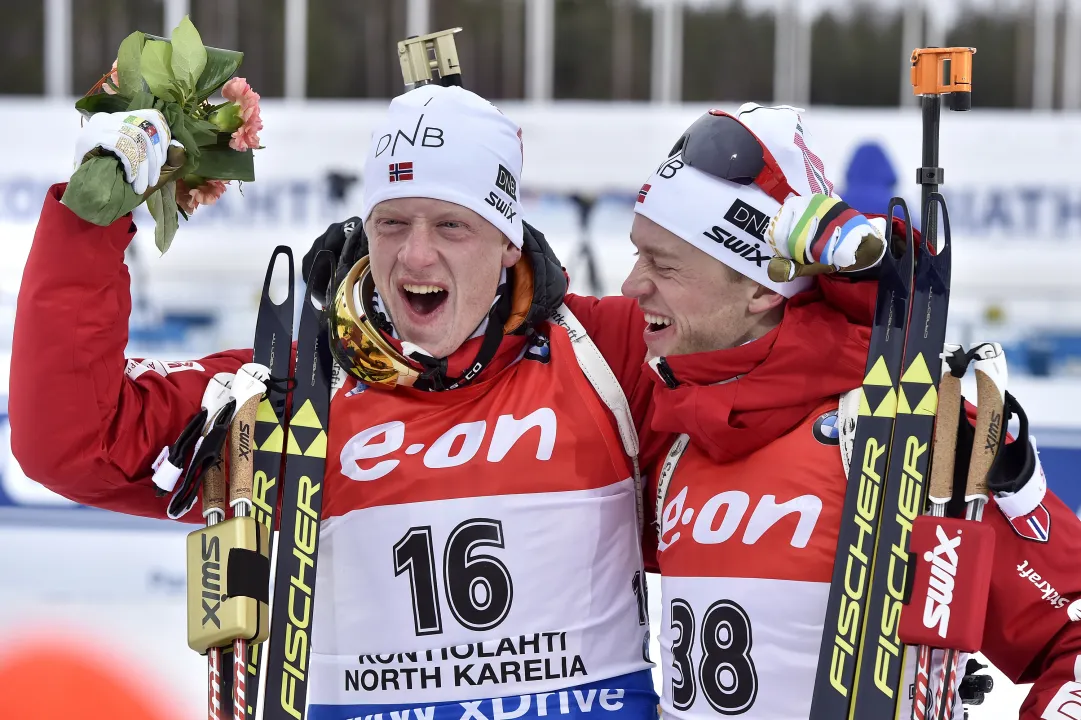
[656,155,684,179]
[724,199,772,240]
[374,114,446,157]
[812,410,840,446]
[495,164,518,201]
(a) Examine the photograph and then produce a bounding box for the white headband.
[634,103,838,298]
[362,85,525,247]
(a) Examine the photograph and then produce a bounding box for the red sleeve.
[10,184,250,522]
[981,489,1081,719]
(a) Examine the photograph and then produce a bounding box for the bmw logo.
[813,410,840,446]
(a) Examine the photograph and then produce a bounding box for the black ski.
[243,246,296,720]
[809,199,915,720]
[262,250,335,720]
[849,194,952,719]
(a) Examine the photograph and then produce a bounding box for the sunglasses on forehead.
[671,109,799,205]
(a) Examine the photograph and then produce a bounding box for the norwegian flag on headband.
[388,162,414,182]
[637,184,650,203]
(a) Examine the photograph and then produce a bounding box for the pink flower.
[221,77,263,151]
[175,179,199,214]
[176,179,229,215]
[103,59,119,95]
[190,179,230,207]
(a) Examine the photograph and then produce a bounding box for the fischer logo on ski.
[922,524,961,638]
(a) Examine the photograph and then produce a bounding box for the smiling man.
[611,104,1081,720]
[11,84,660,719]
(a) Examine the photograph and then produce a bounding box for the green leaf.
[147,182,181,254]
[195,47,244,101]
[126,90,156,111]
[162,104,200,171]
[62,156,144,226]
[141,40,178,101]
[75,93,130,118]
[193,146,255,181]
[169,17,207,94]
[188,117,220,147]
[116,31,145,96]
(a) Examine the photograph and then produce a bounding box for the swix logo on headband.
[922,524,962,638]
[702,225,771,267]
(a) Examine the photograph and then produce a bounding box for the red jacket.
[568,224,1081,718]
[12,187,1081,718]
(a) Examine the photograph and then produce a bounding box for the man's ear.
[747,283,786,315]
[502,238,523,268]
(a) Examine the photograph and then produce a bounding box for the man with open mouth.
[11,84,664,718]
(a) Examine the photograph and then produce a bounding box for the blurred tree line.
[0,0,1061,108]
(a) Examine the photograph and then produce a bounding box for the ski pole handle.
[227,364,270,508]
[928,344,967,505]
[202,458,227,518]
[965,343,1008,502]
[229,395,260,506]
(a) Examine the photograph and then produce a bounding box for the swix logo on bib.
[307,326,653,719]
[654,402,847,718]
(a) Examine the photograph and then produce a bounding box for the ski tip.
[260,246,296,307]
[307,250,337,311]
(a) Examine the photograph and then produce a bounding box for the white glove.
[74,110,173,195]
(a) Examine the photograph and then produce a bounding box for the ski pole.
[227,364,270,720]
[202,398,237,720]
[934,342,1007,720]
[909,343,969,720]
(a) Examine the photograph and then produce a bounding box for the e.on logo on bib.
[340,408,557,482]
[659,486,823,553]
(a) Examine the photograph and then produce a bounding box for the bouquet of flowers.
[63,16,263,252]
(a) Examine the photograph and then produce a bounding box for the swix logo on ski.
[922,525,962,638]
[658,484,823,553]
[340,408,557,482]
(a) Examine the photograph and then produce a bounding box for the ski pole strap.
[153,408,208,496]
[549,303,643,531]
[227,547,271,604]
[168,399,237,520]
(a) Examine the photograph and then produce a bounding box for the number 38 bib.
[307,326,654,717]
[653,402,847,719]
